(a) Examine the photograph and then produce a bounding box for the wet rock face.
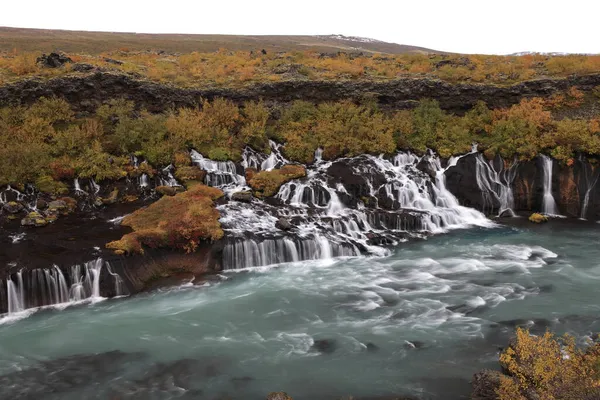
[444,152,600,219]
[444,153,486,211]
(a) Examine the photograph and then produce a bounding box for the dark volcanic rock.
[471,370,504,400]
[311,339,337,354]
[275,217,293,231]
[2,201,24,214]
[71,63,95,72]
[36,52,72,68]
[231,190,253,203]
[3,71,600,114]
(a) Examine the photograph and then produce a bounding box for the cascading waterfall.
[2,258,126,315]
[74,178,87,195]
[474,154,518,216]
[158,165,180,187]
[139,173,149,188]
[0,185,25,204]
[580,159,599,220]
[212,144,492,270]
[191,150,244,190]
[89,178,101,195]
[540,155,559,215]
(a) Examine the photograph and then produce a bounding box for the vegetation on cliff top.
[0,92,599,190]
[106,184,224,255]
[2,48,600,88]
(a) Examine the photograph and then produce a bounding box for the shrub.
[496,328,600,400]
[528,213,548,223]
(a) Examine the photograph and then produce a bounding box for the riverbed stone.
[232,191,253,203]
[3,201,24,214]
[275,217,293,231]
[311,339,337,354]
[21,211,48,227]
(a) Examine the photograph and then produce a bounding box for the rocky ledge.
[2,71,600,114]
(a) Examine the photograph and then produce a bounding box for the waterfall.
[74,178,87,195]
[7,271,24,314]
[0,185,25,204]
[216,147,492,270]
[89,178,101,195]
[158,165,180,187]
[540,155,559,215]
[474,154,518,216]
[580,160,599,220]
[190,150,244,190]
[106,263,128,296]
[3,259,126,315]
[222,236,359,269]
[314,147,323,163]
[139,174,149,188]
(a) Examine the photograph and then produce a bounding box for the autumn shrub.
[482,98,553,160]
[238,100,270,152]
[106,184,224,254]
[248,164,306,197]
[545,119,600,163]
[528,213,548,223]
[166,98,240,158]
[496,328,600,400]
[279,100,396,163]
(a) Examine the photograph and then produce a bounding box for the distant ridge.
[509,51,598,56]
[0,26,440,54]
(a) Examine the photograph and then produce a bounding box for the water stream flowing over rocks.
[210,145,492,270]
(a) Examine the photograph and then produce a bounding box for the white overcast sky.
[1,0,598,55]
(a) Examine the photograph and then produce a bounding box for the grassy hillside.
[0,27,437,55]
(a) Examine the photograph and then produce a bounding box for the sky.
[1,0,598,55]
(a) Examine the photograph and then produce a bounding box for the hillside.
[0,27,438,55]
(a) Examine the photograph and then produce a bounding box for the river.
[1,220,599,399]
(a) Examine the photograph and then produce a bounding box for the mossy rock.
[248,164,306,198]
[3,201,24,214]
[21,211,49,227]
[156,185,183,196]
[528,213,548,223]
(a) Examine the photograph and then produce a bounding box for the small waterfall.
[474,154,518,216]
[0,185,25,204]
[7,271,24,314]
[89,178,101,195]
[74,178,87,195]
[106,263,128,296]
[540,155,559,215]
[3,259,126,315]
[139,173,149,188]
[222,236,359,269]
[159,165,180,187]
[314,147,323,163]
[580,159,599,220]
[190,150,244,189]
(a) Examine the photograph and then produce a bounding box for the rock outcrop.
[2,71,600,114]
[445,152,600,219]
